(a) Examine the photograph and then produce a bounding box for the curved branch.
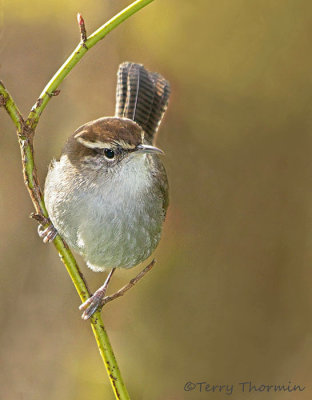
[0,81,47,217]
[26,0,155,131]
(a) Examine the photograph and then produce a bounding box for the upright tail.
[115,62,170,144]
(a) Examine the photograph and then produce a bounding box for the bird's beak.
[136,144,164,155]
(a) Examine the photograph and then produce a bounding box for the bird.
[41,62,171,319]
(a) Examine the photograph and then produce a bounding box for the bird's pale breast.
[44,153,167,271]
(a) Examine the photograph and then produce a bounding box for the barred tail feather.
[115,62,170,144]
[115,63,129,118]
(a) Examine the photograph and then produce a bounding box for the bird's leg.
[79,268,116,320]
[101,259,156,307]
[79,259,156,320]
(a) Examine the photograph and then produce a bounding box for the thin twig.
[102,260,156,306]
[0,81,24,131]
[0,81,46,217]
[26,0,155,131]
[77,13,87,44]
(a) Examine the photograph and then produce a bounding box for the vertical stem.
[54,236,130,399]
[91,317,130,399]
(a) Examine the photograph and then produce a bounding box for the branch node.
[77,13,87,44]
[35,98,43,108]
[18,122,34,140]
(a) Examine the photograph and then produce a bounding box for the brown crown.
[62,117,144,164]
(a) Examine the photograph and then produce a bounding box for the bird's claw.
[79,268,115,320]
[38,224,58,243]
[79,294,104,320]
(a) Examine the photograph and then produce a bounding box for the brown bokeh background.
[1,1,312,399]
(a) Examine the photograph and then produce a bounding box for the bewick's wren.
[43,62,170,318]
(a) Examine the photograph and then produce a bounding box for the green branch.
[27,0,155,130]
[0,1,156,399]
[0,81,24,131]
[53,236,130,399]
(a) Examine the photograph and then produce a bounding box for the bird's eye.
[104,148,115,159]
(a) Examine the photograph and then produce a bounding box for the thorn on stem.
[46,90,61,98]
[77,13,87,44]
[0,94,5,107]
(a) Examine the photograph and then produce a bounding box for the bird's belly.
[75,194,164,271]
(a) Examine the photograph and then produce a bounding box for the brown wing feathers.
[115,62,170,144]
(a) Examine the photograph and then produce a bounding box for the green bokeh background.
[1,1,312,399]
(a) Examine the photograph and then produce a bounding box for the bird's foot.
[79,291,105,320]
[79,268,115,320]
[38,223,58,243]
[79,260,156,320]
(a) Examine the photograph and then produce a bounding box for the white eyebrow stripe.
[75,136,136,150]
[76,137,114,149]
[117,139,136,150]
[74,131,89,141]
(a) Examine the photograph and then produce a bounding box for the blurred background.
[1,0,312,399]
